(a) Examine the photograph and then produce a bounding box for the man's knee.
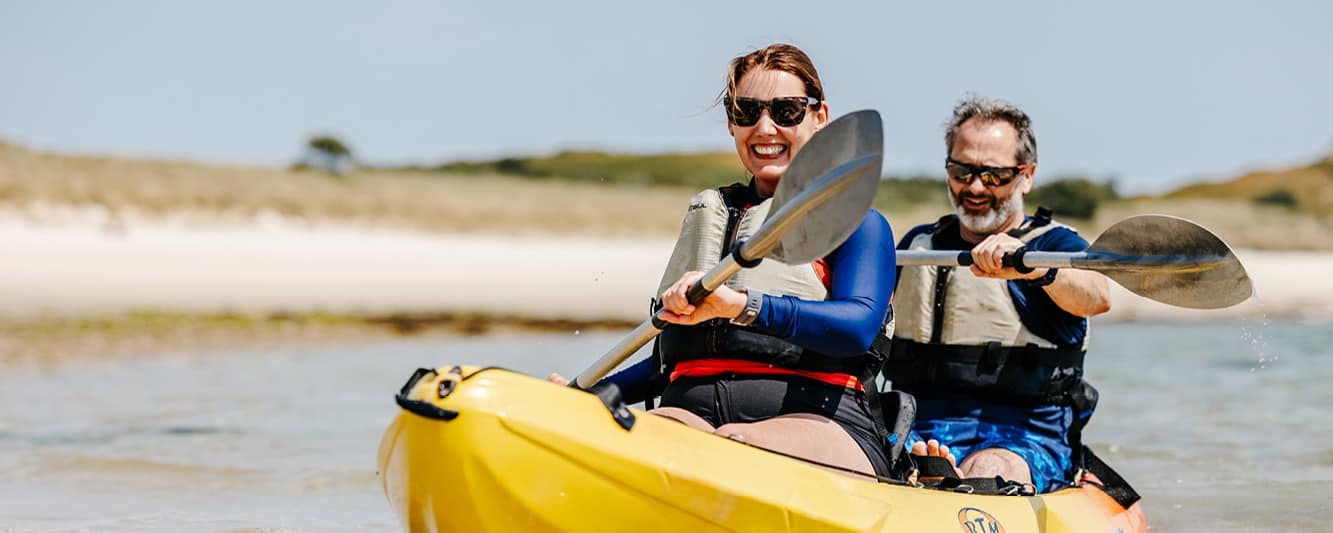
[959,448,1032,482]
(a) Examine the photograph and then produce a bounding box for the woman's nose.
[753,111,779,135]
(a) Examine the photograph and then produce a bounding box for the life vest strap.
[885,340,1085,405]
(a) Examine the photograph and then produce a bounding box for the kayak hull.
[378,366,1146,532]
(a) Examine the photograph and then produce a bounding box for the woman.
[558,44,896,477]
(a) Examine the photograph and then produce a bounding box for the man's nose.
[965,175,989,194]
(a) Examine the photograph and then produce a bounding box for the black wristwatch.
[1024,268,1059,288]
[729,288,763,326]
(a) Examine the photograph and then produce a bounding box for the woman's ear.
[813,102,830,132]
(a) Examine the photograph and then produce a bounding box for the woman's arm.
[755,211,895,356]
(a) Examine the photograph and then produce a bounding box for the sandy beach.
[4,212,1331,325]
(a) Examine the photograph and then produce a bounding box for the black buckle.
[977,341,1006,377]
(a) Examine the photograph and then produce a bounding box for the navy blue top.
[602,210,896,400]
[895,216,1090,347]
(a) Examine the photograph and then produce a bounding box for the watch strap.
[729,288,763,326]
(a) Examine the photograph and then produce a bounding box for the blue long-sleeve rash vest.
[601,210,895,398]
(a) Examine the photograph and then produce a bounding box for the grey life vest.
[654,182,880,376]
[884,211,1087,405]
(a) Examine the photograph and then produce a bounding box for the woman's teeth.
[752,145,787,157]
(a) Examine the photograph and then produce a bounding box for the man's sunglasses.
[724,96,820,127]
[945,157,1028,187]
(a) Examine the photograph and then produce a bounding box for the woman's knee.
[648,407,715,432]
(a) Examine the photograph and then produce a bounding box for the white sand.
[0,215,672,321]
[2,214,1330,322]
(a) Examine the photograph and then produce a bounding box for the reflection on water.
[0,322,1329,531]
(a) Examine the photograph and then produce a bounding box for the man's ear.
[1019,164,1037,194]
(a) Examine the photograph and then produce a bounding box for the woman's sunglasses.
[945,157,1028,187]
[725,96,820,127]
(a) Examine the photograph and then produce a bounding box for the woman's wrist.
[729,288,763,326]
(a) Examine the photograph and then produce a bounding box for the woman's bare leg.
[647,406,716,432]
[713,413,874,477]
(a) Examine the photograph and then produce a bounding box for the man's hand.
[969,233,1047,280]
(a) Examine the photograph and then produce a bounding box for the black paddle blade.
[764,110,883,264]
[1082,214,1253,309]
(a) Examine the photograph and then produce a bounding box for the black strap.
[886,340,1085,405]
[929,266,952,345]
[1006,206,1054,239]
[588,382,636,431]
[1067,380,1099,468]
[1083,447,1142,509]
[394,367,462,421]
[658,324,868,376]
[912,455,1031,495]
[878,390,917,479]
[913,454,959,480]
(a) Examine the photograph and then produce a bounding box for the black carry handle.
[953,247,1035,274]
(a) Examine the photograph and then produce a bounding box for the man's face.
[946,118,1034,236]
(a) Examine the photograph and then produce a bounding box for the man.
[885,95,1111,493]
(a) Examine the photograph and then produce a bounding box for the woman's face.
[728,68,829,197]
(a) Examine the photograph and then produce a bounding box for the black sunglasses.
[724,96,820,127]
[945,157,1028,187]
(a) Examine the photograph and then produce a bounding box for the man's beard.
[949,187,1024,235]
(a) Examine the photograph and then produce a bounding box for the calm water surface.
[1,321,1330,531]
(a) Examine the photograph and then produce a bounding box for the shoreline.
[4,215,1330,365]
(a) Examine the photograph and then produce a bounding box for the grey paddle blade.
[1081,214,1253,309]
[764,110,883,264]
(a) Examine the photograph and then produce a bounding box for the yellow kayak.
[378,365,1147,532]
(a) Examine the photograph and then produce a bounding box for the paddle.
[896,214,1253,309]
[571,110,885,389]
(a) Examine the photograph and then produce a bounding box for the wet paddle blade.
[764,110,883,264]
[1081,214,1253,309]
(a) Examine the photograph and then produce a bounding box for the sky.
[2,0,1330,194]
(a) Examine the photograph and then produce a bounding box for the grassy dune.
[0,142,694,236]
[3,141,1331,249]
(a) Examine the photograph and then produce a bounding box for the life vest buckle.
[977,341,1006,376]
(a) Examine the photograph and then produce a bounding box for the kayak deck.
[378,365,1146,532]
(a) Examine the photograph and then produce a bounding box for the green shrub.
[1027,177,1119,219]
[1253,188,1299,208]
[873,176,949,210]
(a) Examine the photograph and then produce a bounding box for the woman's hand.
[657,271,747,325]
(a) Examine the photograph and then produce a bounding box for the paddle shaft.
[896,250,1235,273]
[571,154,879,389]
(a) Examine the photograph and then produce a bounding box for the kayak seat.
[878,390,916,479]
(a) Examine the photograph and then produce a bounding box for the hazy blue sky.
[2,1,1329,193]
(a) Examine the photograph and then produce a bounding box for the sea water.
[1,321,1329,531]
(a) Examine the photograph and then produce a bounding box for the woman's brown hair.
[719,43,824,109]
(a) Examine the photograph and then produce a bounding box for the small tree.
[298,135,355,175]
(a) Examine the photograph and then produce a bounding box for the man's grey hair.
[944,94,1038,166]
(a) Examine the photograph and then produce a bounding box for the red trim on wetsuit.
[812,257,832,291]
[670,358,863,390]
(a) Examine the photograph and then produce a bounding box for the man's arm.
[1034,267,1110,317]
[969,233,1110,318]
